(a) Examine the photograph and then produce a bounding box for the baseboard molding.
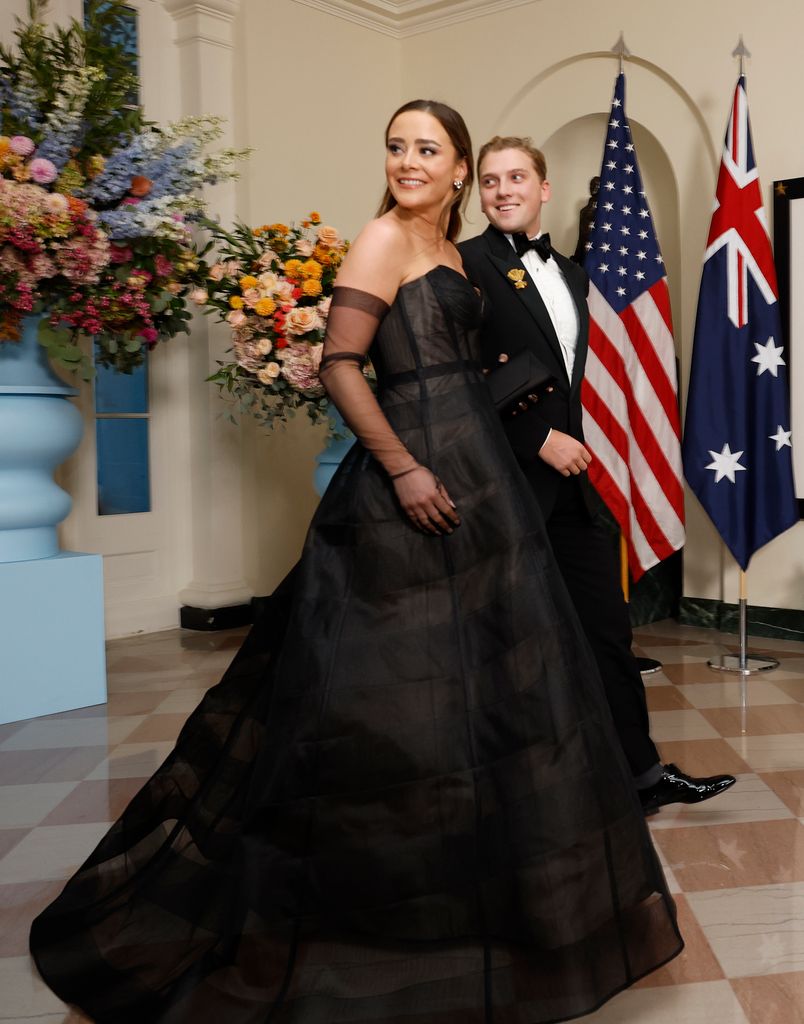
[679,597,804,642]
[180,603,254,631]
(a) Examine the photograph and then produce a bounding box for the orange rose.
[309,211,321,225]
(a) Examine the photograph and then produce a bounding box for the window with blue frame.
[87,3,150,516]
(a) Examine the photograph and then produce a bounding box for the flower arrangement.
[199,213,355,432]
[0,0,246,376]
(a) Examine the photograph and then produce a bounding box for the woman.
[30,100,682,1023]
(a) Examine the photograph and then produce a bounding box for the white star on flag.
[769,425,793,451]
[706,443,747,483]
[751,337,786,377]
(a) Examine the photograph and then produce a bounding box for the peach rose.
[256,249,277,269]
[317,295,332,317]
[227,309,247,327]
[209,263,226,281]
[257,271,279,293]
[257,363,281,383]
[189,287,209,305]
[295,239,314,257]
[242,287,262,307]
[256,338,273,355]
[273,280,296,305]
[317,225,342,248]
[285,307,322,336]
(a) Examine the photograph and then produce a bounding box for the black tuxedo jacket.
[459,225,596,519]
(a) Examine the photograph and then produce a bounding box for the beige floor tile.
[647,709,721,742]
[84,741,176,780]
[0,824,109,884]
[688,882,804,978]
[653,819,804,891]
[676,681,796,709]
[660,662,740,685]
[39,778,147,826]
[0,717,145,752]
[726,734,804,773]
[584,979,749,1023]
[0,784,78,829]
[731,970,804,1024]
[0,748,109,786]
[648,774,792,830]
[702,705,804,737]
[0,956,69,1018]
[634,646,734,667]
[0,879,65,957]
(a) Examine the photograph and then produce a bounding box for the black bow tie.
[513,232,551,261]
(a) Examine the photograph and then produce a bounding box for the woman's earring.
[453,179,464,192]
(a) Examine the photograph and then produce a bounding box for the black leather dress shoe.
[639,763,736,815]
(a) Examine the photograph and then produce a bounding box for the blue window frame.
[87,2,149,516]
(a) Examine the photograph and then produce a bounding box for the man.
[459,136,735,814]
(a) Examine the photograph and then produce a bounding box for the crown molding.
[290,0,541,38]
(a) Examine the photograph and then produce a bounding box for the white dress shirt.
[506,233,579,382]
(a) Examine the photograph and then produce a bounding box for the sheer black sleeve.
[319,286,419,479]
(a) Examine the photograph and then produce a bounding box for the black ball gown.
[30,265,682,1023]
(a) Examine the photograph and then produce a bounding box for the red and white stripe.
[581,278,685,579]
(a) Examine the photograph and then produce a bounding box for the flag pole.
[611,31,631,72]
[707,565,779,674]
[732,35,751,77]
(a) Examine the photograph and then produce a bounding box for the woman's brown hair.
[376,99,474,243]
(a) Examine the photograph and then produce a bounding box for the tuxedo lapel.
[482,227,568,380]
[553,251,589,395]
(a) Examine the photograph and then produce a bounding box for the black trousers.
[544,476,660,777]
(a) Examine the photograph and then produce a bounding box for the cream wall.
[235,0,401,595]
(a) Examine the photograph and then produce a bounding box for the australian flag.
[682,76,797,569]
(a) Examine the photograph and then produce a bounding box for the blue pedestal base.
[0,552,107,724]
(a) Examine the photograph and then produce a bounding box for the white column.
[163,0,253,610]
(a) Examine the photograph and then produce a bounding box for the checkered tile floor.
[2,619,804,1023]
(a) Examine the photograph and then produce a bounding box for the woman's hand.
[392,466,460,535]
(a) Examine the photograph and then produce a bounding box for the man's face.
[479,148,551,238]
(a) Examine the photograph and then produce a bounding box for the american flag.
[682,76,797,569]
[581,72,685,580]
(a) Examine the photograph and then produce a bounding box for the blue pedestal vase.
[0,314,83,563]
[313,405,355,496]
[0,314,107,722]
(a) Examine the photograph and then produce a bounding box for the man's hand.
[538,430,592,476]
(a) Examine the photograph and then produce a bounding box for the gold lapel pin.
[507,268,527,290]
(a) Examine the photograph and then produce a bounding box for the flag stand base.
[707,653,779,674]
[707,585,780,675]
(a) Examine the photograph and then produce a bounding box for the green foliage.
[0,0,143,160]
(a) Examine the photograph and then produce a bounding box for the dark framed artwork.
[772,177,804,518]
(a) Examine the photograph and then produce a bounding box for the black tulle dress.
[30,266,682,1023]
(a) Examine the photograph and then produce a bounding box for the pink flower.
[9,135,35,156]
[294,239,314,257]
[121,197,140,206]
[110,245,134,264]
[28,158,58,184]
[227,309,247,327]
[208,263,226,281]
[154,254,174,277]
[189,287,209,305]
[138,327,159,343]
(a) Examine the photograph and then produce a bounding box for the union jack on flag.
[682,76,797,569]
[582,72,685,580]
